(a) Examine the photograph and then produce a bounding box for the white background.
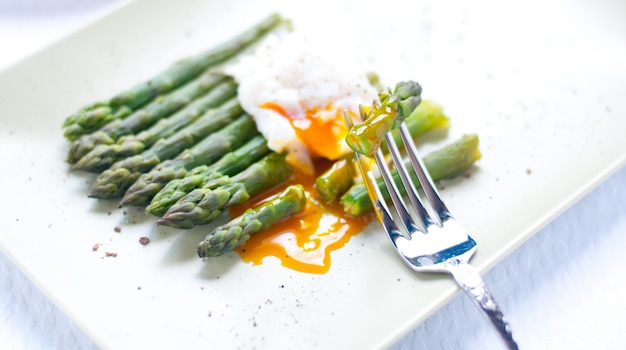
[1,1,626,349]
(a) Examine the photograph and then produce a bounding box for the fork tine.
[351,107,420,236]
[343,110,403,242]
[359,151,405,242]
[398,123,451,223]
[383,129,433,233]
[373,148,421,235]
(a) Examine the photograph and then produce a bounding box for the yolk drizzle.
[230,159,374,274]
[259,102,349,160]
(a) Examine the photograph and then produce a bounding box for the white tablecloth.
[2,2,626,349]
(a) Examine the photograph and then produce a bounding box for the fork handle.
[446,260,519,350]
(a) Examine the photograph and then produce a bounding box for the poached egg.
[224,32,378,174]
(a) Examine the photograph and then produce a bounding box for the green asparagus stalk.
[67,72,227,164]
[73,79,238,172]
[62,13,285,140]
[117,114,260,206]
[340,134,482,216]
[314,100,450,202]
[145,135,271,217]
[88,99,246,199]
[314,156,355,203]
[197,184,306,258]
[62,104,133,141]
[158,152,293,229]
[389,100,450,147]
[345,81,422,156]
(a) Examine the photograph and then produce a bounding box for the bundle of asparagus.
[62,13,284,141]
[89,101,249,199]
[157,152,293,229]
[73,78,238,172]
[62,13,482,263]
[145,135,271,217]
[118,113,259,206]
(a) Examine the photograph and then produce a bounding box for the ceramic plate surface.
[1,0,625,348]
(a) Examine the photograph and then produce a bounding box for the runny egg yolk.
[230,159,374,274]
[259,101,351,161]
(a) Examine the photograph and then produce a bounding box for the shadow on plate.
[154,212,230,264]
[196,253,241,280]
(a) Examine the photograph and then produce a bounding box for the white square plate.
[1,0,625,348]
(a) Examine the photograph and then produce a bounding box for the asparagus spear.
[197,184,306,258]
[158,152,293,229]
[88,100,246,199]
[340,134,482,216]
[345,81,422,156]
[145,135,271,217]
[72,79,238,172]
[62,104,133,141]
[314,100,450,202]
[116,114,260,205]
[314,156,355,203]
[67,72,228,164]
[62,13,285,140]
[389,100,450,148]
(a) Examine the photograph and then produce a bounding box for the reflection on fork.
[344,110,519,349]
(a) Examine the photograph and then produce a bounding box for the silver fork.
[345,112,518,349]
